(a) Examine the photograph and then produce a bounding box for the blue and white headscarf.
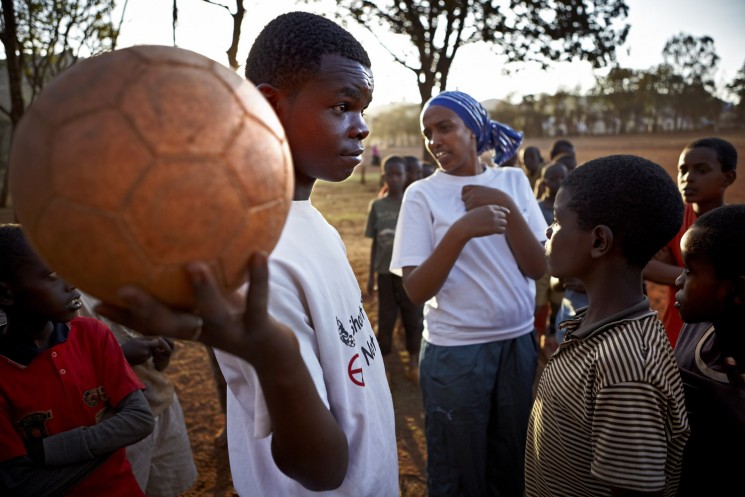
[423,90,523,165]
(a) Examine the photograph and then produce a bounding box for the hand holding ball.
[9,45,293,309]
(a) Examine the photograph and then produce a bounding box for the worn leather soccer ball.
[10,45,293,309]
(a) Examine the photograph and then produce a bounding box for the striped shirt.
[526,299,690,496]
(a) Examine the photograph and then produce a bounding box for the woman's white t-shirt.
[390,166,548,346]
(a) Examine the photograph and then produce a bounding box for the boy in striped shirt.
[526,155,690,496]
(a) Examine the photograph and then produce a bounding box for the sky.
[114,0,745,108]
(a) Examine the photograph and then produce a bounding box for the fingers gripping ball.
[9,45,293,310]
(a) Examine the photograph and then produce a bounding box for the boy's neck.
[386,189,403,200]
[576,265,647,332]
[4,316,56,348]
[692,197,725,217]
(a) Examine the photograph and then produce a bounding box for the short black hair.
[685,137,738,172]
[245,11,371,96]
[561,155,684,268]
[382,155,405,173]
[404,155,421,172]
[550,139,574,159]
[520,145,543,162]
[685,204,745,279]
[0,224,35,284]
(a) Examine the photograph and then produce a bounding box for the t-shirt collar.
[0,322,70,367]
[560,298,655,340]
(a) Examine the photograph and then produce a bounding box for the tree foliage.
[1,0,119,107]
[662,33,719,90]
[726,61,745,125]
[0,0,119,207]
[310,0,629,106]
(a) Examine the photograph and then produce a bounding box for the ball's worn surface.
[9,45,293,309]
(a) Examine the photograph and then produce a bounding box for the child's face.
[421,105,479,177]
[543,165,568,196]
[276,54,373,194]
[674,228,730,323]
[521,148,542,173]
[544,187,593,279]
[405,161,423,188]
[677,146,732,205]
[6,253,82,323]
[384,162,406,193]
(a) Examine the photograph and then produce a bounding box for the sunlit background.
[114,0,745,108]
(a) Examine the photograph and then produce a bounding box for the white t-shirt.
[390,167,547,346]
[215,201,398,497]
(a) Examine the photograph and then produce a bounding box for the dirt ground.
[1,130,744,496]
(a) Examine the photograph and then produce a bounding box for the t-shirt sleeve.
[590,382,672,492]
[512,170,548,243]
[82,318,145,406]
[364,199,377,239]
[215,272,331,440]
[389,190,433,275]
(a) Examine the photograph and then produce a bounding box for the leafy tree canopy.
[308,0,630,105]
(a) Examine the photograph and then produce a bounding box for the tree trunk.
[0,0,26,208]
[226,1,245,70]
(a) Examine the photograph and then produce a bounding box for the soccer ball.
[9,45,293,310]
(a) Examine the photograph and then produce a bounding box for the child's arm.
[364,203,378,297]
[366,238,377,297]
[462,185,547,279]
[0,454,106,497]
[95,253,349,492]
[403,203,510,304]
[643,246,682,286]
[30,389,153,466]
[121,335,174,371]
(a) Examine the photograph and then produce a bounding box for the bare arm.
[366,238,377,297]
[95,254,348,491]
[642,246,682,286]
[403,205,509,304]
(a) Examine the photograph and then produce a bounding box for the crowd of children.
[0,9,741,497]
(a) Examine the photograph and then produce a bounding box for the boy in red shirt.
[0,224,153,496]
[644,137,737,346]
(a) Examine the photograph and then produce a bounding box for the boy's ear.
[0,282,14,307]
[256,83,281,112]
[590,225,613,258]
[723,169,736,188]
[731,274,745,306]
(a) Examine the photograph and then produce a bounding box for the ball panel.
[28,50,143,126]
[129,45,213,70]
[9,45,294,310]
[123,64,242,155]
[51,110,154,211]
[214,65,285,139]
[123,158,245,263]
[8,108,54,231]
[218,204,290,290]
[139,261,198,310]
[224,125,294,207]
[31,198,153,307]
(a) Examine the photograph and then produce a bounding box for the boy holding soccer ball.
[96,11,397,497]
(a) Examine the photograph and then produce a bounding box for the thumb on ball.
[245,253,270,319]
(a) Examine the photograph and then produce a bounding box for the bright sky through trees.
[114,0,745,108]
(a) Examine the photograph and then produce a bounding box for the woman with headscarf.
[390,91,548,497]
